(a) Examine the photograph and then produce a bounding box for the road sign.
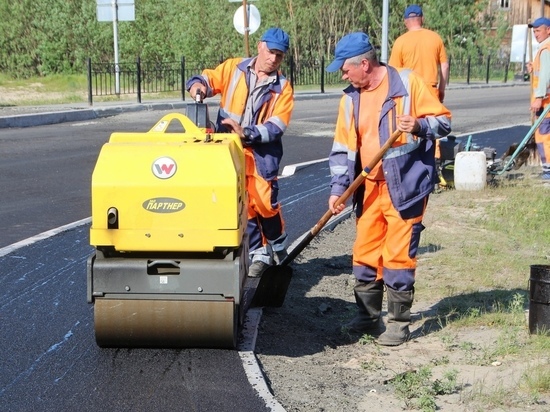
[96,0,136,95]
[97,0,135,22]
[233,4,261,35]
[510,24,540,63]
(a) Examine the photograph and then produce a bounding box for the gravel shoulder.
[255,176,550,412]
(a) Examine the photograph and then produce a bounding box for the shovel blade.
[250,265,293,308]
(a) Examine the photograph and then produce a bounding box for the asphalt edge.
[0,217,91,258]
[239,308,287,412]
[238,205,352,412]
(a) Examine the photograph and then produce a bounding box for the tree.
[0,0,510,78]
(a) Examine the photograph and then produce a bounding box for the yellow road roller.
[86,109,249,348]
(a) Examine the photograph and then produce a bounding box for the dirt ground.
[254,192,550,412]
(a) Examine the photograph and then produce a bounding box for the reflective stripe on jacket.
[329,65,451,213]
[186,58,294,180]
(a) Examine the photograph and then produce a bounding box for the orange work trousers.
[535,117,550,165]
[352,179,426,291]
[244,149,285,253]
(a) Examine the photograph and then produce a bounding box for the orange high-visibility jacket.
[329,66,452,213]
[187,57,294,180]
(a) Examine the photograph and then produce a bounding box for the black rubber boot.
[377,287,414,346]
[343,280,384,335]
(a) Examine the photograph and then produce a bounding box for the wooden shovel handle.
[281,128,403,266]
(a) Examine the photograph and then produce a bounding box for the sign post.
[381,0,389,63]
[112,0,120,94]
[230,0,259,57]
[97,0,135,95]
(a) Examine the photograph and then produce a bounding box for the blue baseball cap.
[261,28,290,53]
[326,32,373,73]
[528,17,550,28]
[404,4,423,18]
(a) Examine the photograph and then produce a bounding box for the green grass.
[522,363,550,394]
[409,170,550,410]
[391,366,460,412]
[0,74,187,106]
[0,73,87,91]
[0,73,89,106]
[420,176,550,297]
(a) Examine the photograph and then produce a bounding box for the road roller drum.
[94,299,236,348]
[87,111,249,348]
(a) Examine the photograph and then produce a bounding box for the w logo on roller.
[152,157,177,179]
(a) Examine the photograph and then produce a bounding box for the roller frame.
[87,237,248,349]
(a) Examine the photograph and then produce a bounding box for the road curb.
[92,101,189,119]
[0,102,196,128]
[0,109,98,128]
[0,82,530,129]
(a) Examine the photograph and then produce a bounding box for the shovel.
[251,128,403,308]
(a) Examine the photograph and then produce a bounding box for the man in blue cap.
[389,4,449,103]
[187,28,294,277]
[326,32,452,346]
[528,17,550,179]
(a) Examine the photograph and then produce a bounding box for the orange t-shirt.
[358,73,389,180]
[389,28,447,88]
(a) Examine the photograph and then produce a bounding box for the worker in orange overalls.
[389,4,450,183]
[389,4,449,103]
[528,17,550,179]
[187,28,294,277]
[326,32,451,346]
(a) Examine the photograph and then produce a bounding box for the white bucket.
[454,151,487,191]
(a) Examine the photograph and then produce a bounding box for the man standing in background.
[389,4,449,103]
[528,17,550,180]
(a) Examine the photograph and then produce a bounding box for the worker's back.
[389,28,447,88]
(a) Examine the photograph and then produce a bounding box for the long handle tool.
[251,128,403,307]
[489,103,550,175]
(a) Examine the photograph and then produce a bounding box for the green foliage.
[0,0,510,78]
[522,363,550,395]
[484,185,550,242]
[436,290,529,334]
[358,333,376,345]
[391,366,459,411]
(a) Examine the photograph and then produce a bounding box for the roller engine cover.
[87,112,248,348]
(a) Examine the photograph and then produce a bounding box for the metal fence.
[86,56,526,105]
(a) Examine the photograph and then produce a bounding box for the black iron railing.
[86,56,525,105]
